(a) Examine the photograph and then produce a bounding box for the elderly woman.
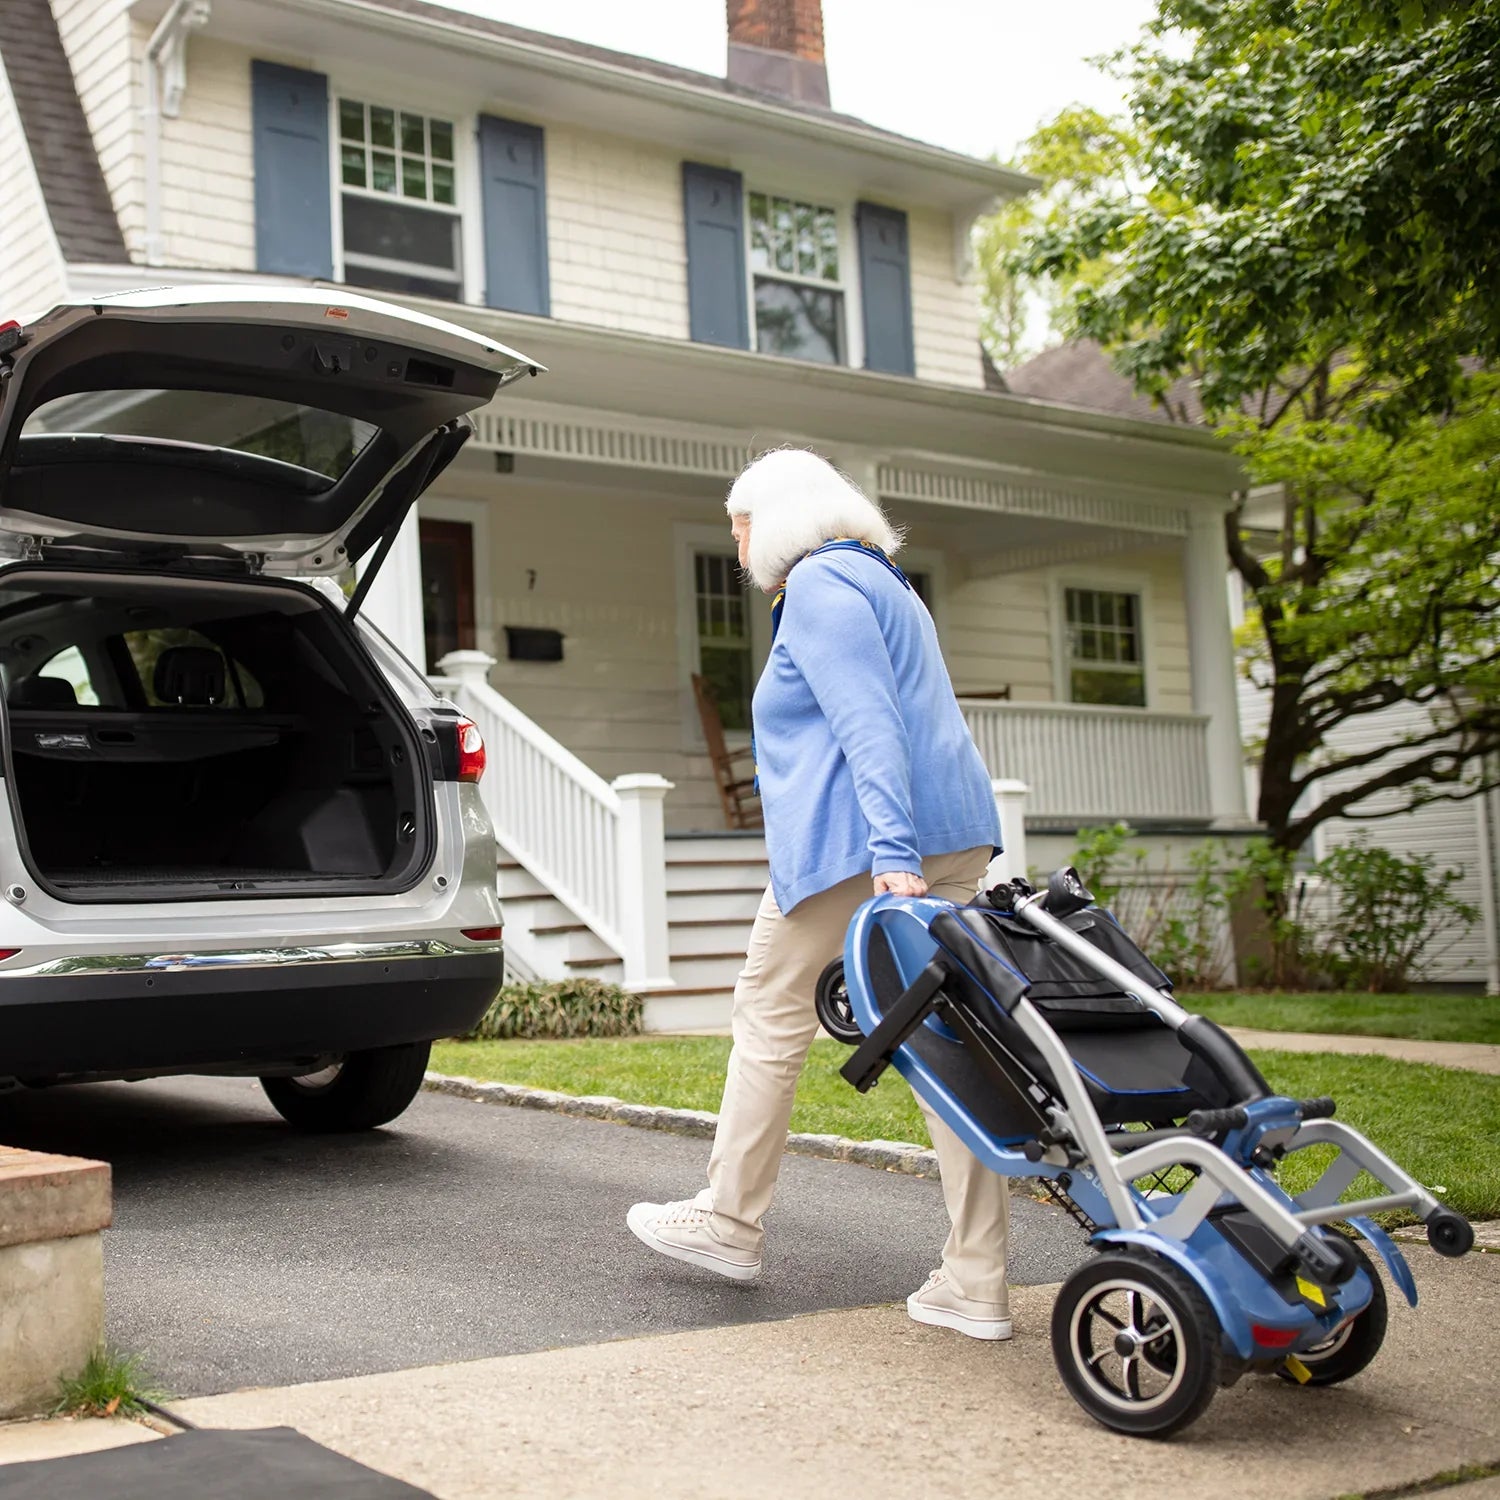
[627,448,1012,1340]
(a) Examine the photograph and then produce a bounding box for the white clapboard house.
[1,0,1260,1026]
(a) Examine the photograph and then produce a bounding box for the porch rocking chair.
[691,673,763,831]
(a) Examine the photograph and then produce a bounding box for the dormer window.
[747,192,846,364]
[337,98,463,301]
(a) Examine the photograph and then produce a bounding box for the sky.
[422,0,1160,161]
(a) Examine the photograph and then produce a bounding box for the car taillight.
[456,719,486,783]
[461,926,504,942]
[0,949,17,962]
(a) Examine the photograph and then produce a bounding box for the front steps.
[496,833,767,1032]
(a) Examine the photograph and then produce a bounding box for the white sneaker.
[906,1268,1013,1340]
[626,1198,762,1281]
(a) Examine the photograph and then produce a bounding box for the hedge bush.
[460,979,643,1041]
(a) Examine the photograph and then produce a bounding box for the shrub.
[1065,823,1236,989]
[460,979,643,1041]
[1313,838,1480,992]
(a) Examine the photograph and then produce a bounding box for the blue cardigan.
[752,547,1000,913]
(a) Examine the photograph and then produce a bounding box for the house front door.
[419,517,476,671]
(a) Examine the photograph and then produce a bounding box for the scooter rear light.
[461,926,504,942]
[1250,1323,1299,1349]
[455,719,486,783]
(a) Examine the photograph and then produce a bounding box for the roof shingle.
[1004,339,1206,426]
[0,0,126,264]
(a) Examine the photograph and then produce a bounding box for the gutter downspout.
[143,0,211,264]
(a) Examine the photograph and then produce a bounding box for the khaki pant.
[705,846,1010,1307]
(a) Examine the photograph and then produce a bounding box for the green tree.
[975,107,1139,368]
[1007,0,1500,858]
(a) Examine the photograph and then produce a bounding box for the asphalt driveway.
[0,1075,1088,1397]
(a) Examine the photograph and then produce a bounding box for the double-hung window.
[1063,587,1146,707]
[695,553,754,732]
[747,192,846,365]
[338,98,462,300]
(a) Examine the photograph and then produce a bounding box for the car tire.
[260,1041,432,1132]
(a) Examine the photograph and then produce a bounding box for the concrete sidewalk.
[3,1252,1496,1499]
[1226,1027,1500,1075]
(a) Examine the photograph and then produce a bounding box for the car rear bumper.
[0,944,503,1080]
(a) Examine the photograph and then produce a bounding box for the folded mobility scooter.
[816,868,1475,1438]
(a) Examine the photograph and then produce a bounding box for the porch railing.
[959,700,1212,823]
[434,652,673,991]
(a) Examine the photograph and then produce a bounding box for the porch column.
[613,773,675,993]
[1183,506,1249,824]
[356,508,427,671]
[987,779,1029,885]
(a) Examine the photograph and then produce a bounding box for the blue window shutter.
[479,116,550,316]
[251,61,333,279]
[856,202,915,376]
[683,163,749,349]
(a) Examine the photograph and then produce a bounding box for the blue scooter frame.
[837,875,1474,1437]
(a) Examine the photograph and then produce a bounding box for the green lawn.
[430,1035,1500,1221]
[1186,991,1500,1045]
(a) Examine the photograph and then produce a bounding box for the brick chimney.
[726,0,830,109]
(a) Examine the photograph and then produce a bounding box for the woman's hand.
[874,871,928,898]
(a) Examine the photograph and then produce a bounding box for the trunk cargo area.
[0,568,431,901]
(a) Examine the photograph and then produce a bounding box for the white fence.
[436,652,672,991]
[960,700,1212,824]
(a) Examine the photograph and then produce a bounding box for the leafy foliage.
[1069,824,1478,992]
[460,979,642,1041]
[1315,836,1480,991]
[1000,1,1500,862]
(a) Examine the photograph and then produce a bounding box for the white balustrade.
[435,652,674,991]
[961,700,1212,823]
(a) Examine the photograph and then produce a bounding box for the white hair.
[725,448,902,592]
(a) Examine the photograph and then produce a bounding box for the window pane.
[339,99,365,141]
[1071,667,1146,708]
[754,278,844,364]
[1097,594,1115,626]
[343,264,462,301]
[400,111,425,155]
[772,198,795,273]
[343,194,461,272]
[748,191,771,273]
[402,155,427,199]
[700,646,752,732]
[1118,593,1138,629]
[795,202,817,276]
[818,210,839,280]
[431,162,455,205]
[371,151,397,194]
[1078,628,1099,659]
[370,106,395,149]
[37,645,99,706]
[430,119,454,161]
[341,146,367,188]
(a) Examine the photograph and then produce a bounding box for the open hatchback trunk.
[0,286,539,901]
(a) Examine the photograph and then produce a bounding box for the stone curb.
[423,1072,942,1178]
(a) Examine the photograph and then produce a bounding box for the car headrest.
[154,646,226,707]
[9,675,79,709]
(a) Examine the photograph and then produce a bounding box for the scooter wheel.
[1052,1248,1221,1439]
[1276,1237,1387,1386]
[1426,1209,1475,1258]
[814,958,863,1045]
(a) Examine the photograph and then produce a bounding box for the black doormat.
[0,1426,436,1498]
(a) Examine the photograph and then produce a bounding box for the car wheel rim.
[1069,1277,1188,1414]
[289,1062,344,1093]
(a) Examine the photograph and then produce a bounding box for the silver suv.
[0,286,538,1129]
